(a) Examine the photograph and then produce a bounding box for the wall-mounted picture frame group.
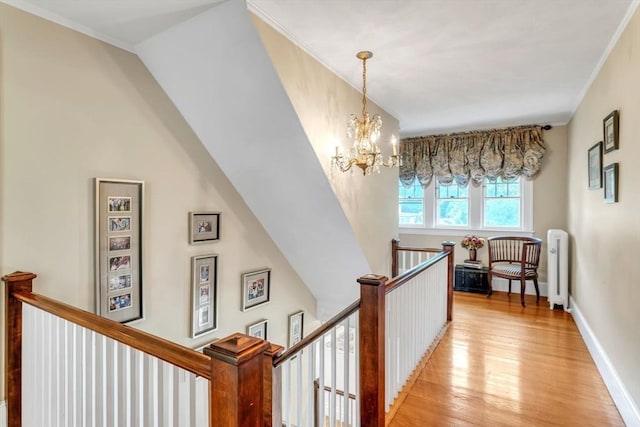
[603,163,619,204]
[246,319,268,339]
[288,311,304,347]
[189,212,220,244]
[95,178,144,323]
[191,254,218,337]
[241,268,271,311]
[603,110,619,153]
[587,141,603,190]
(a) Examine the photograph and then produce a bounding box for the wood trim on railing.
[358,274,387,427]
[391,238,444,278]
[10,288,212,379]
[272,299,361,367]
[2,271,35,427]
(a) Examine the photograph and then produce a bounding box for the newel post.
[442,241,455,321]
[391,239,399,278]
[263,343,284,427]
[2,271,37,427]
[358,273,387,427]
[204,333,270,427]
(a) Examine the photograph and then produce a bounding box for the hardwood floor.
[387,291,623,426]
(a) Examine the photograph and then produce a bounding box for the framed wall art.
[95,178,144,323]
[288,311,304,347]
[603,163,619,204]
[246,319,268,340]
[189,212,220,244]
[241,268,271,311]
[191,254,218,338]
[587,141,602,190]
[603,110,619,153]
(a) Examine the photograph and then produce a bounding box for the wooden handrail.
[273,299,361,367]
[394,246,443,253]
[11,289,212,379]
[385,250,449,294]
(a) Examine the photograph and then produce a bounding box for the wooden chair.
[487,236,542,307]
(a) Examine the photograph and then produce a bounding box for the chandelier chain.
[361,57,367,119]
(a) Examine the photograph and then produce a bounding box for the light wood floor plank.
[387,291,623,426]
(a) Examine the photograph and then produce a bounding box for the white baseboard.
[1,400,5,427]
[491,278,548,297]
[570,297,640,426]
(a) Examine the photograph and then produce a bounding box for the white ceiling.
[4,0,638,136]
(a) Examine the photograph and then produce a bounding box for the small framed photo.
[246,319,268,340]
[189,212,220,244]
[191,254,218,338]
[603,110,619,153]
[603,163,619,203]
[96,178,143,324]
[288,311,304,347]
[109,236,131,252]
[241,268,271,311]
[108,216,131,232]
[587,141,602,190]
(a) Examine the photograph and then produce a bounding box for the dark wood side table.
[454,265,490,294]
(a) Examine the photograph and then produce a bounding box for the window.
[436,181,468,226]
[399,179,424,225]
[399,177,532,234]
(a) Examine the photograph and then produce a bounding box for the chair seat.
[491,264,537,278]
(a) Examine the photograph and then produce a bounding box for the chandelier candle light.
[332,51,399,175]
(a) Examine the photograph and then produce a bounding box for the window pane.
[484,199,520,227]
[399,180,423,198]
[399,200,424,225]
[437,200,468,226]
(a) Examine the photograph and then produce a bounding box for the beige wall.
[400,125,568,282]
[0,4,317,400]
[567,6,640,408]
[253,17,399,278]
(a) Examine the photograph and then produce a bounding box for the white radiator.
[547,229,569,311]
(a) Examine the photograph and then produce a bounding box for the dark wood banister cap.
[2,271,38,282]
[357,274,388,286]
[441,241,456,247]
[204,333,270,366]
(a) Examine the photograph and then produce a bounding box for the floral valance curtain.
[399,125,546,187]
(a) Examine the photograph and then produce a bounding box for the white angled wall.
[136,0,370,319]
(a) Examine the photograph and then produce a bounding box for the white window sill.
[399,227,536,238]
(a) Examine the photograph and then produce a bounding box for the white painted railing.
[385,254,449,410]
[21,304,209,427]
[395,250,438,275]
[278,309,359,427]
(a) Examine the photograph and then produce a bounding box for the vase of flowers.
[461,235,485,261]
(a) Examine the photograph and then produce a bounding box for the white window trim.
[400,179,534,237]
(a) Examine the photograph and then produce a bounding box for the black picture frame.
[189,212,221,244]
[241,268,271,311]
[95,178,144,323]
[588,141,603,190]
[603,110,619,153]
[603,163,619,203]
[191,254,218,337]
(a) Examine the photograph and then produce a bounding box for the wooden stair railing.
[2,271,284,427]
[3,240,453,427]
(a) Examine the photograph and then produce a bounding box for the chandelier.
[332,51,399,175]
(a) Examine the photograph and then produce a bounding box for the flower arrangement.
[461,235,485,250]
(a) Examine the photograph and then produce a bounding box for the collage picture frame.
[95,178,144,323]
[191,254,218,338]
[288,311,304,348]
[241,268,271,311]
